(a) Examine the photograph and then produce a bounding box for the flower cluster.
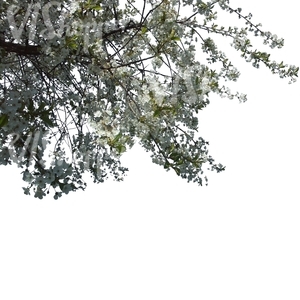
[0,0,297,198]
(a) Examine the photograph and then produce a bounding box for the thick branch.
[0,39,41,56]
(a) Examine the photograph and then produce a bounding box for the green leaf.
[116,144,126,154]
[65,35,79,50]
[171,36,180,41]
[164,161,170,169]
[40,114,55,128]
[28,99,34,112]
[113,132,122,143]
[0,114,8,127]
[141,26,148,34]
[92,5,102,11]
[153,107,162,117]
[161,11,166,23]
[169,151,181,161]
[173,167,180,175]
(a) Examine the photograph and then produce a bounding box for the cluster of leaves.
[0,0,298,198]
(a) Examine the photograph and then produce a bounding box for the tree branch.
[0,39,41,56]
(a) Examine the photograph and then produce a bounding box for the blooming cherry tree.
[0,0,298,199]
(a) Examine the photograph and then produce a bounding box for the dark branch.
[0,39,41,56]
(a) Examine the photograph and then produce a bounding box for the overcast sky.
[1,1,299,299]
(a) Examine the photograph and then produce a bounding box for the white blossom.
[0,0,297,198]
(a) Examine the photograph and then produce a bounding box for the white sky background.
[1,0,300,299]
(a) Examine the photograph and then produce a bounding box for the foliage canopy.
[0,0,298,199]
